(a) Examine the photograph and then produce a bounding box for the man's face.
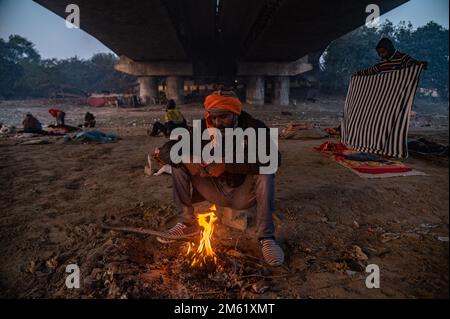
[377,47,390,60]
[208,110,235,131]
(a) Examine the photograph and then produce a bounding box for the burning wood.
[186,205,218,270]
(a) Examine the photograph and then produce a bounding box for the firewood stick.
[99,224,198,241]
[241,274,292,279]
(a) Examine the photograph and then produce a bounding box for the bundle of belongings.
[72,131,119,144]
[408,138,449,157]
[22,113,44,134]
[408,138,449,164]
[19,113,70,136]
[324,125,341,137]
[144,147,172,177]
[0,123,16,135]
[279,122,328,140]
[315,141,425,178]
[46,125,80,135]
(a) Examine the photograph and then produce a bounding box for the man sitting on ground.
[22,113,45,134]
[149,99,187,137]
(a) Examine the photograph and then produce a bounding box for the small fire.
[187,204,218,268]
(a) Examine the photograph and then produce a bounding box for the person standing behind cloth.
[149,99,187,137]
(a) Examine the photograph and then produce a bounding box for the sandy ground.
[0,98,448,299]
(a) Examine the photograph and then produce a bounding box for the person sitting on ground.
[149,99,187,137]
[48,108,66,127]
[354,37,428,76]
[22,113,45,134]
[84,112,96,128]
[156,90,285,266]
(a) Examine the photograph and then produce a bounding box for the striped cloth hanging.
[341,64,423,158]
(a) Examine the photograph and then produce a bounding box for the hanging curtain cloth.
[341,64,423,158]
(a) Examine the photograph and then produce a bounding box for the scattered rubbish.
[381,232,401,243]
[74,131,119,144]
[280,122,312,137]
[144,154,153,176]
[280,122,327,140]
[15,133,42,139]
[314,141,348,153]
[419,223,439,229]
[87,93,140,108]
[437,237,449,242]
[408,138,448,157]
[20,139,51,145]
[154,164,172,176]
[324,126,341,137]
[251,281,269,294]
[0,125,16,135]
[46,125,80,134]
[351,245,368,261]
[45,257,59,270]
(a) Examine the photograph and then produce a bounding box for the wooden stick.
[99,224,198,241]
[241,274,292,279]
[196,291,223,295]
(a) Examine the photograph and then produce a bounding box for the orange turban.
[204,91,242,128]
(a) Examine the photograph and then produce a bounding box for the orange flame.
[189,205,218,267]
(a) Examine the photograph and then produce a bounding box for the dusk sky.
[0,0,448,60]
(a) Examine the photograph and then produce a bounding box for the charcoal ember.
[45,256,59,270]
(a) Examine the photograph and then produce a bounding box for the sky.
[0,0,448,60]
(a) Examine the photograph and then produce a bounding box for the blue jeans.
[171,166,276,239]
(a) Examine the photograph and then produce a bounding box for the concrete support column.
[166,76,185,104]
[138,76,158,105]
[246,76,265,105]
[272,76,290,106]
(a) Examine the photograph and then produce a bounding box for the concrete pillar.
[246,76,265,105]
[166,76,184,104]
[272,76,290,106]
[138,76,158,105]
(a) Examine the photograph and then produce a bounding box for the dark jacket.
[159,111,281,187]
[23,114,42,133]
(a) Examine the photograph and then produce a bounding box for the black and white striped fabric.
[156,223,187,244]
[260,239,284,266]
[341,65,423,158]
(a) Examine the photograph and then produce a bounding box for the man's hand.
[205,163,226,177]
[184,163,208,177]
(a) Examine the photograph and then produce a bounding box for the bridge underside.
[34,0,408,104]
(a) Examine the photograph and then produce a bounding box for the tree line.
[0,35,135,99]
[319,21,449,99]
